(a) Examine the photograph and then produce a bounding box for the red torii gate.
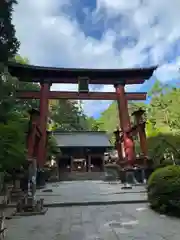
[8,62,156,167]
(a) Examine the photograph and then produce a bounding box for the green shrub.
[147,165,180,216]
[155,159,174,169]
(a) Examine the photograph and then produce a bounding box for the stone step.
[59,172,105,181]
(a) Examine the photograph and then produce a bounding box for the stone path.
[6,204,180,239]
[5,181,180,239]
[36,181,147,204]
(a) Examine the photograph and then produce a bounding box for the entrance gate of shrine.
[8,62,156,168]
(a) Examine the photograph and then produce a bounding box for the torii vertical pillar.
[37,81,50,167]
[115,84,135,165]
[115,88,124,162]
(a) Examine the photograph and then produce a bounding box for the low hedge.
[147,165,180,216]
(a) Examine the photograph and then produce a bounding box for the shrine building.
[53,131,111,173]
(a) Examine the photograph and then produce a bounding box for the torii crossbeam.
[17,91,147,100]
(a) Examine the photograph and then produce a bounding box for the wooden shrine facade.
[8,62,156,167]
[54,131,111,172]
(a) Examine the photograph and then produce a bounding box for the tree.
[87,117,103,131]
[91,80,180,163]
[0,0,20,63]
[148,165,180,216]
[0,56,40,171]
[0,0,20,122]
[50,99,90,131]
[14,55,40,113]
[146,120,159,138]
[148,80,164,97]
[46,135,60,161]
[0,0,27,173]
[0,120,26,171]
[0,69,18,123]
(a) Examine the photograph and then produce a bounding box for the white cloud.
[13,0,119,68]
[82,100,112,117]
[97,0,140,12]
[98,0,180,63]
[155,63,180,83]
[12,0,180,116]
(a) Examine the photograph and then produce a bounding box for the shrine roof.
[7,62,157,84]
[53,131,111,148]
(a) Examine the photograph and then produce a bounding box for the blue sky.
[13,0,180,117]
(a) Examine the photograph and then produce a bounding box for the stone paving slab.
[36,181,147,204]
[6,203,180,239]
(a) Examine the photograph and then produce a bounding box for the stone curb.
[0,199,148,209]
[37,191,147,197]
[43,199,148,207]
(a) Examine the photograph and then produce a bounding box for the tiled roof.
[53,131,111,147]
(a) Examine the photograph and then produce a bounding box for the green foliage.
[92,80,180,164]
[148,80,164,97]
[1,0,180,174]
[46,135,60,160]
[0,0,28,171]
[0,0,20,63]
[147,165,180,215]
[0,70,18,123]
[97,101,119,133]
[0,121,26,171]
[147,81,180,131]
[147,134,180,165]
[14,55,40,112]
[50,100,90,131]
[146,120,159,137]
[86,117,103,131]
[0,57,40,170]
[97,101,146,134]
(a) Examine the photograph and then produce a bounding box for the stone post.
[28,157,37,203]
[70,156,73,172]
[27,109,39,159]
[88,154,91,172]
[132,109,147,158]
[113,127,123,163]
[132,108,148,169]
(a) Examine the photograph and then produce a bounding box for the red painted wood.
[31,78,145,84]
[7,62,156,84]
[115,85,136,165]
[37,83,50,167]
[17,91,147,100]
